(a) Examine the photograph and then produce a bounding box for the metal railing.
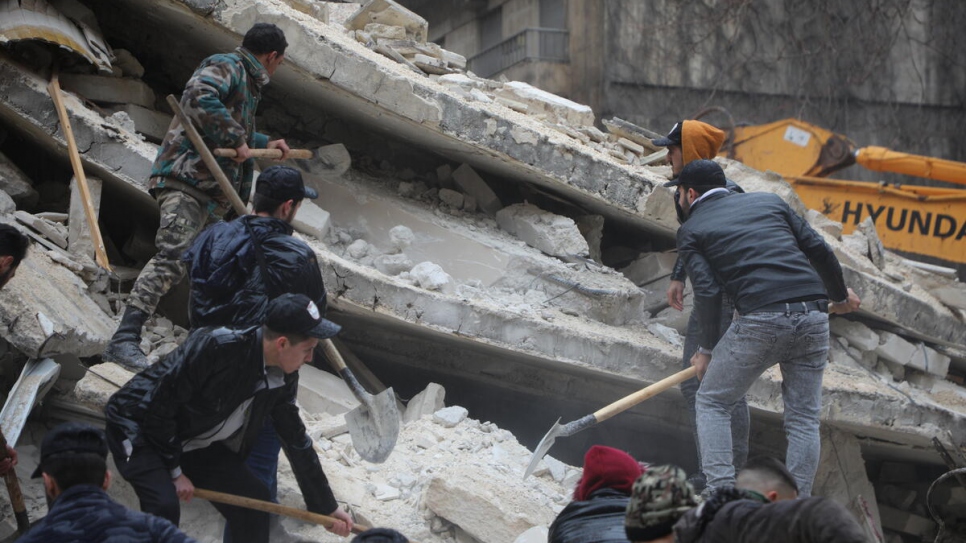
[468,27,569,78]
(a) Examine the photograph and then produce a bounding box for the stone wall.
[598,0,966,182]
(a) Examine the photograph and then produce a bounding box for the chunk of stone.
[930,286,966,311]
[575,215,604,264]
[59,73,157,108]
[67,175,103,259]
[347,239,369,259]
[404,382,446,423]
[107,104,173,142]
[441,49,467,70]
[364,23,406,40]
[411,261,454,293]
[433,406,468,428]
[388,225,415,252]
[415,433,438,449]
[0,190,15,214]
[112,49,145,78]
[806,209,843,239]
[110,111,137,134]
[0,152,40,210]
[857,217,886,270]
[297,365,360,416]
[496,203,589,258]
[829,318,879,352]
[438,188,464,209]
[543,455,567,483]
[617,137,644,155]
[452,164,502,216]
[647,323,683,348]
[292,201,331,240]
[345,0,428,42]
[495,81,594,127]
[372,484,401,501]
[513,526,549,543]
[15,211,68,248]
[907,344,950,377]
[813,428,882,536]
[620,252,678,285]
[425,468,554,543]
[875,332,917,367]
[374,253,413,276]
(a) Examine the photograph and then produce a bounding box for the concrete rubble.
[0,0,964,541]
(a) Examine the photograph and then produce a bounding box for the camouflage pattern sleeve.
[181,56,248,149]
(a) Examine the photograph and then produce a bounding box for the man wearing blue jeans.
[675,160,861,497]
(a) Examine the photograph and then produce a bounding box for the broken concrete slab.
[292,200,331,240]
[297,364,360,415]
[345,0,428,43]
[67,175,103,259]
[496,81,595,127]
[806,208,844,239]
[59,73,157,109]
[496,203,589,258]
[0,249,114,358]
[107,103,172,142]
[15,210,68,248]
[0,151,40,210]
[830,318,880,352]
[620,252,678,286]
[452,164,502,216]
[403,382,445,423]
[813,427,882,538]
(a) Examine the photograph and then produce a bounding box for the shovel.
[319,340,400,464]
[523,367,696,479]
[214,145,351,178]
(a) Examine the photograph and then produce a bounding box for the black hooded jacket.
[183,215,326,328]
[104,326,338,514]
[548,488,632,543]
[674,490,867,543]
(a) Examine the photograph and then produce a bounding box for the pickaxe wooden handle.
[0,429,29,534]
[194,488,373,535]
[214,148,312,159]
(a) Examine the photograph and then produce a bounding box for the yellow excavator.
[716,118,966,271]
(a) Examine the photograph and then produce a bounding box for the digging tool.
[193,488,423,541]
[0,428,29,535]
[318,340,400,464]
[524,366,697,479]
[167,94,397,463]
[1,359,62,447]
[48,69,112,271]
[214,145,351,178]
[165,95,248,216]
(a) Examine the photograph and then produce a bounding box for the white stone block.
[875,332,917,367]
[907,344,950,376]
[67,175,103,259]
[411,261,454,293]
[108,104,173,142]
[452,164,502,216]
[345,0,428,42]
[364,23,406,40]
[496,203,589,258]
[374,253,413,276]
[297,364,359,416]
[388,225,414,252]
[433,405,468,428]
[347,239,369,259]
[829,318,879,352]
[620,252,678,285]
[439,188,464,208]
[404,382,446,423]
[497,81,595,127]
[292,201,331,240]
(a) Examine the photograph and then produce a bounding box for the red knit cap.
[573,445,644,501]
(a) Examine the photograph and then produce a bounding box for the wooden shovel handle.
[193,488,369,534]
[592,367,697,423]
[0,429,29,533]
[165,95,247,216]
[214,148,312,159]
[320,338,348,372]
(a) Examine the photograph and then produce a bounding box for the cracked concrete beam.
[0,55,157,206]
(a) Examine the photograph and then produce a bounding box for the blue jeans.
[680,297,749,480]
[696,309,828,496]
[224,418,281,543]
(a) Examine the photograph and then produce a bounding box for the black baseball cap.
[667,159,727,189]
[651,121,683,147]
[31,422,108,478]
[255,165,318,201]
[265,293,341,339]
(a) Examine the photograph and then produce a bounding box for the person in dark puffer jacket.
[19,422,195,543]
[548,445,645,543]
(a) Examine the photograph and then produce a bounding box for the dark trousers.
[108,433,272,543]
[225,418,281,543]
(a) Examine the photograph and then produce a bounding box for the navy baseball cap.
[31,422,108,478]
[255,165,318,201]
[265,293,341,339]
[651,121,683,147]
[669,159,727,189]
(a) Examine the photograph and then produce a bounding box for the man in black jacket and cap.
[675,160,860,497]
[182,165,324,517]
[105,293,353,542]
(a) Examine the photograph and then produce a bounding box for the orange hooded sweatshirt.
[681,120,726,165]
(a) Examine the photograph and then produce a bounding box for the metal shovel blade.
[523,414,595,479]
[344,387,400,464]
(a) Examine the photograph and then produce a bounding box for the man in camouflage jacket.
[103,23,291,371]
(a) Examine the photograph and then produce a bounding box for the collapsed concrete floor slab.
[1,0,966,541]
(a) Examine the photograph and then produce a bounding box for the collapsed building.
[0,0,965,541]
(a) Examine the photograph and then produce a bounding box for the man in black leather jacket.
[675,160,860,497]
[652,120,749,491]
[105,294,353,542]
[182,165,325,519]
